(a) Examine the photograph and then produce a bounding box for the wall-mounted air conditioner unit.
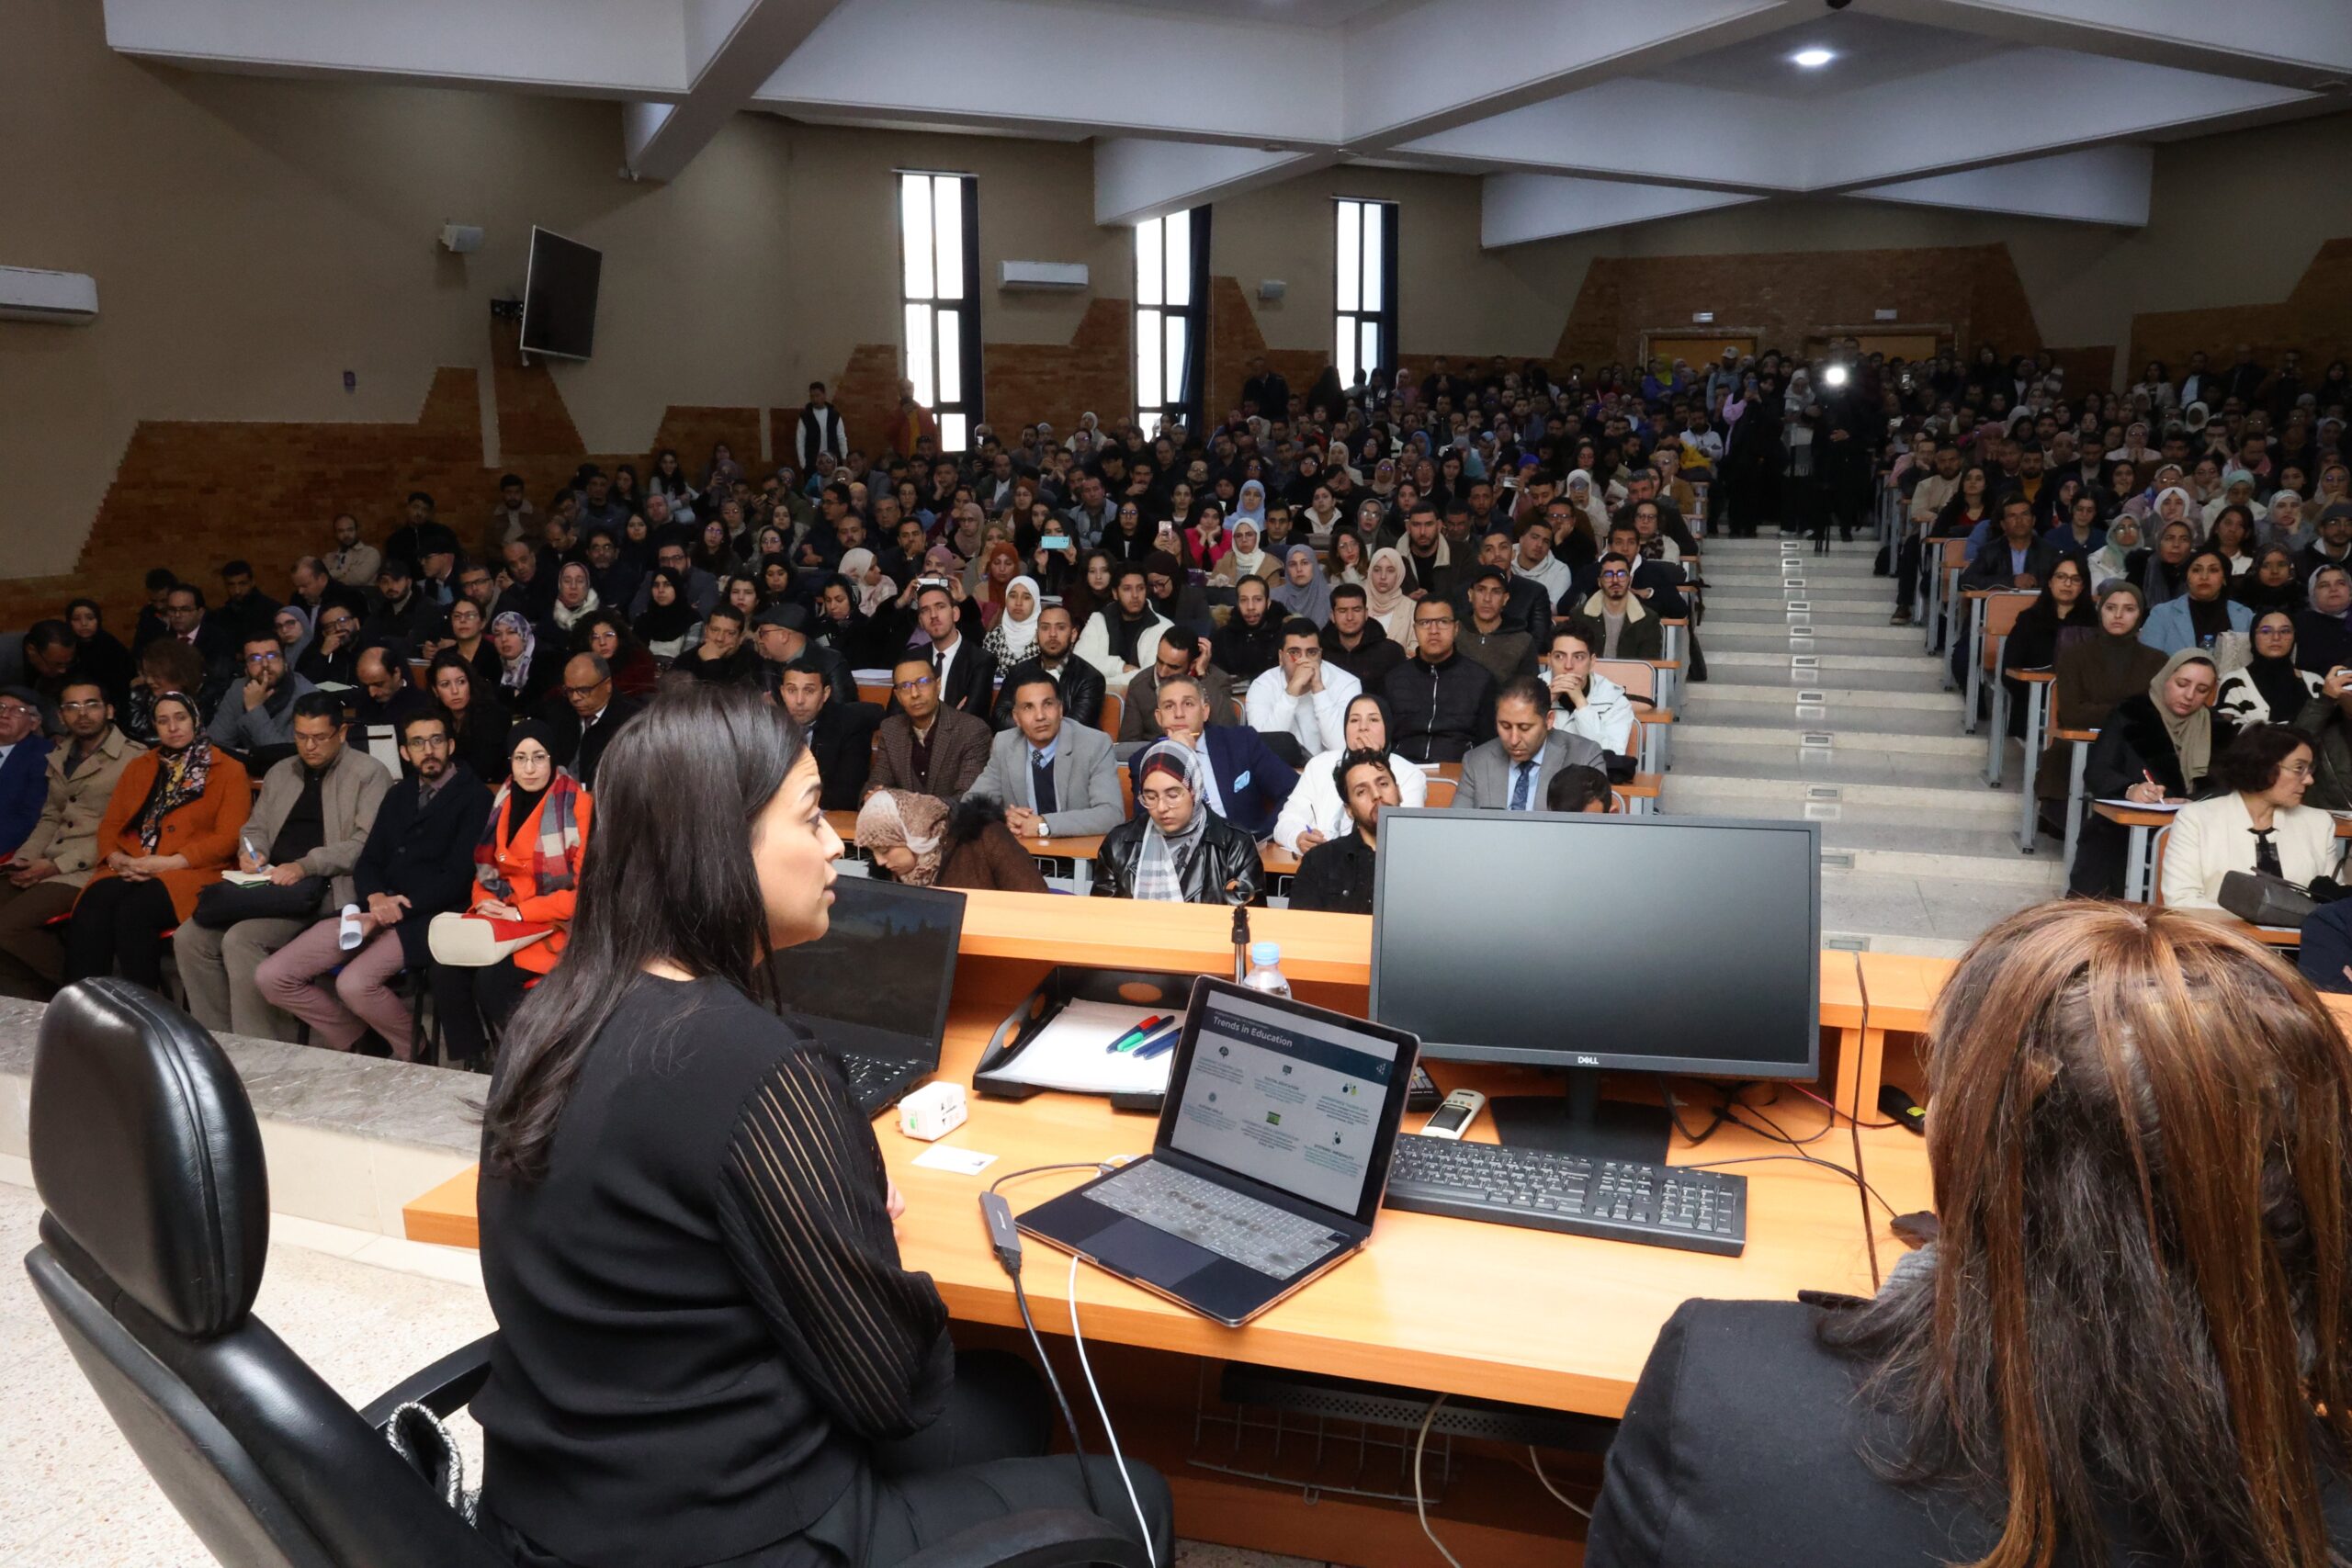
[0,266,98,325]
[999,260,1089,291]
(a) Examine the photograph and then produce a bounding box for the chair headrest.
[29,980,268,1338]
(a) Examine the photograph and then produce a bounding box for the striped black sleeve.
[717,1049,956,1442]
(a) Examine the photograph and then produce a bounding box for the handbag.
[190,874,329,930]
[2218,870,2318,929]
[427,910,553,967]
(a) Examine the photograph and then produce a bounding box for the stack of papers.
[985,1000,1177,1096]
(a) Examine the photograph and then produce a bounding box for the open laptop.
[1018,976,1419,1326]
[766,876,965,1116]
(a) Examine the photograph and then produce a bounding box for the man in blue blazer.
[0,689,55,860]
[1149,672,1296,839]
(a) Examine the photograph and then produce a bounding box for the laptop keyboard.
[1088,1160,1347,1280]
[833,1053,922,1116]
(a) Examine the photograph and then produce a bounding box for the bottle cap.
[1250,942,1281,965]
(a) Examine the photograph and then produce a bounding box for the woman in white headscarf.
[1363,547,1416,644]
[1564,468,1611,542]
[1211,519,1276,588]
[836,547,897,618]
[2204,471,2265,536]
[981,574,1042,667]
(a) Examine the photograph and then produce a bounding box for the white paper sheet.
[984,999,1178,1096]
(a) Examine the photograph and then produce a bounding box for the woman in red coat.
[430,721,591,1066]
[68,691,249,991]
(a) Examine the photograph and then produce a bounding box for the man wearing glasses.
[1380,600,1498,764]
[1569,553,1665,661]
[300,604,364,686]
[209,634,318,764]
[552,653,641,792]
[0,680,141,998]
[865,652,989,801]
[256,708,491,1062]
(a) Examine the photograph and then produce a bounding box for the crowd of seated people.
[6,336,2344,1045]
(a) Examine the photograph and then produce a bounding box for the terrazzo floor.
[0,1180,1319,1567]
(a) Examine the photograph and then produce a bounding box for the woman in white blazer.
[2160,724,2341,910]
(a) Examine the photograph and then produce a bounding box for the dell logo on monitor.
[1575,1054,1601,1066]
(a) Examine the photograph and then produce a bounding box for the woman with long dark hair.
[473,686,1170,1567]
[1587,900,2352,1566]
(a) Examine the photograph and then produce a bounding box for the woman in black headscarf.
[631,568,703,663]
[2233,545,2306,617]
[1144,548,1208,629]
[2215,610,2323,729]
[810,574,894,671]
[2134,518,2197,607]
[2037,582,2167,817]
[64,597,135,713]
[2295,565,2352,676]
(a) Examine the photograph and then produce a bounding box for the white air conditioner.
[999,260,1089,292]
[0,266,98,326]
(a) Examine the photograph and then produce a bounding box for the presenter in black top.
[471,682,1173,1568]
[1585,901,2352,1567]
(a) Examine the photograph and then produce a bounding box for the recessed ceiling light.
[1792,48,1835,68]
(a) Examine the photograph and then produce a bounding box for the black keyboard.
[834,1054,923,1116]
[1382,1135,1747,1257]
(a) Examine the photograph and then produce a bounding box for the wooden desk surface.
[406,983,1928,1416]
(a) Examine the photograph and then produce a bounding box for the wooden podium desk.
[406,894,1928,1563]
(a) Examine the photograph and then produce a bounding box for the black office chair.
[22,980,1150,1568]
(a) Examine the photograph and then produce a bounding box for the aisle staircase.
[1663,536,2063,956]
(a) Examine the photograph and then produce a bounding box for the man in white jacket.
[1245,618,1362,757]
[1512,510,1578,610]
[1073,560,1170,691]
[1543,622,1635,755]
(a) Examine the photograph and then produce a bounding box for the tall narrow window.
[1334,197,1397,390]
[1135,206,1211,440]
[899,171,981,453]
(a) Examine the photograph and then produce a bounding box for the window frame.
[897,169,983,453]
[1133,206,1213,442]
[1333,197,1399,393]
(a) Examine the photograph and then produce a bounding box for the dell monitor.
[519,226,602,361]
[1369,809,1820,1163]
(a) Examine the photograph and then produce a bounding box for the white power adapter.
[897,1080,968,1142]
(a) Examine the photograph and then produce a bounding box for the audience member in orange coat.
[429,721,590,1065]
[66,691,250,991]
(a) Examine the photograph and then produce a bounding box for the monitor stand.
[1487,1068,1673,1167]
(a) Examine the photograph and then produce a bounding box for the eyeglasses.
[245,650,281,664]
[59,699,106,714]
[2281,761,2316,778]
[403,734,451,751]
[563,682,609,698]
[893,675,935,692]
[0,705,37,722]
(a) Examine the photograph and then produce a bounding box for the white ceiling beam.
[103,0,690,99]
[1481,174,1761,247]
[1849,144,2154,227]
[754,0,1343,149]
[1094,141,1334,228]
[1872,0,2352,89]
[1395,80,1811,194]
[623,0,846,180]
[1341,0,1800,149]
[1804,49,2317,190]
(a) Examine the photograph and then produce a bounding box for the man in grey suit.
[975,671,1123,837]
[1457,676,1606,812]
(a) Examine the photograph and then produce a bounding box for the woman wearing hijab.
[549,562,599,636]
[1363,547,1417,645]
[971,541,1023,626]
[2296,566,2352,675]
[2140,547,2253,660]
[431,720,589,1066]
[1270,692,1430,853]
[2068,649,2224,897]
[836,547,897,620]
[854,788,1046,894]
[491,611,556,711]
[631,568,703,663]
[2233,545,2306,617]
[981,575,1043,668]
[67,691,250,992]
[271,604,316,679]
[1231,479,1269,534]
[2205,471,2264,536]
[1269,543,1334,627]
[1144,548,1209,629]
[1092,740,1261,905]
[2040,582,2167,818]
[1563,469,1612,545]
[64,597,136,711]
[2215,611,2323,729]
[2088,512,2141,592]
[2136,518,2198,606]
[1211,519,1277,590]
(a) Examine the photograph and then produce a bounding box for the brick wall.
[1551,243,2060,370]
[2127,237,2352,385]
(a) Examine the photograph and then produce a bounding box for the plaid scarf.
[137,739,213,852]
[474,773,583,900]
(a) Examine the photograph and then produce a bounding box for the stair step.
[1704,607,1907,630]
[1665,763,2015,812]
[1702,655,1951,694]
[1817,869,2051,950]
[1704,630,1928,658]
[1665,792,2054,881]
[1674,717,1982,753]
[1692,681,1962,713]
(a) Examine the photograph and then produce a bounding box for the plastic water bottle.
[1240,942,1291,998]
